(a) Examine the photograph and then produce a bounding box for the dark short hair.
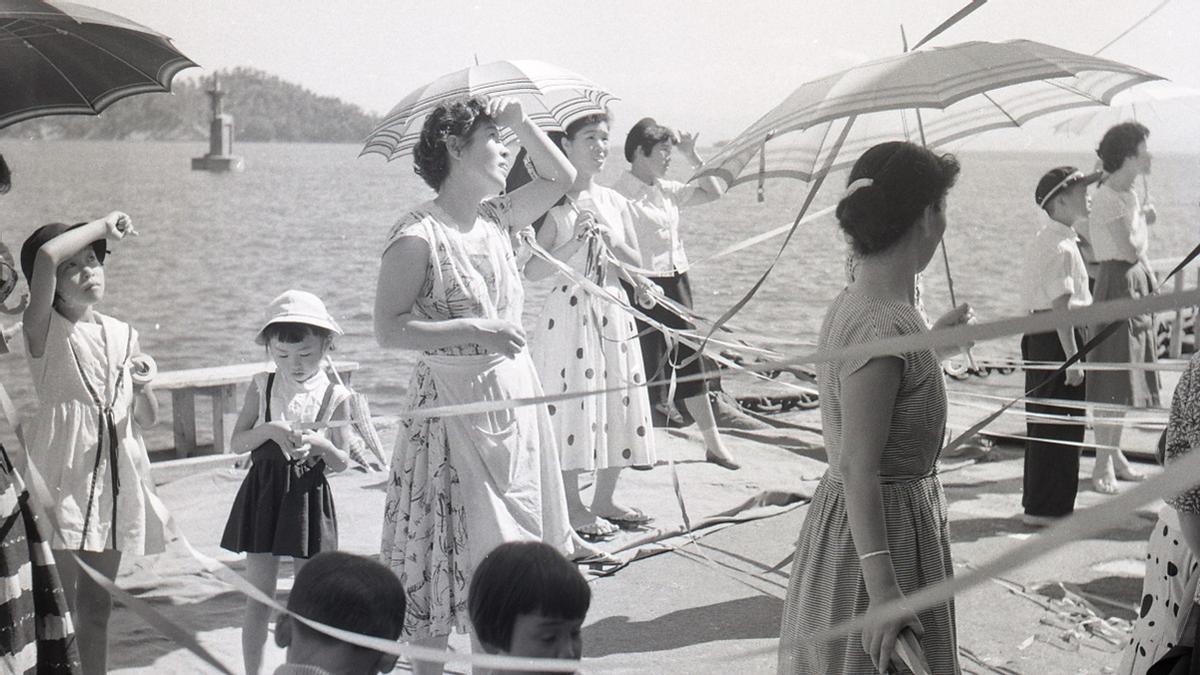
[624,117,673,163]
[468,542,591,651]
[287,551,406,645]
[413,97,494,191]
[564,113,610,140]
[0,153,10,195]
[260,321,335,346]
[836,141,961,256]
[1096,122,1150,173]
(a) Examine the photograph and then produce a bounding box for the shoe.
[705,451,741,471]
[594,507,653,530]
[1021,513,1062,528]
[711,393,772,431]
[574,518,618,542]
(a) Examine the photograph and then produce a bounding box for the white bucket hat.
[256,290,343,344]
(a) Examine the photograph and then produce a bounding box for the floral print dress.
[379,198,575,638]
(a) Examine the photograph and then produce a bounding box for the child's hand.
[103,211,136,241]
[300,431,335,459]
[262,420,300,449]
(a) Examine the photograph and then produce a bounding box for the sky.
[89,0,1200,152]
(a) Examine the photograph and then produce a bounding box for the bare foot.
[1113,456,1146,482]
[1092,461,1119,494]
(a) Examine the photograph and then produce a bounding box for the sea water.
[0,140,1196,450]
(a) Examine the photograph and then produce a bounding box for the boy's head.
[275,551,406,675]
[1036,166,1098,225]
[624,117,674,178]
[469,542,591,673]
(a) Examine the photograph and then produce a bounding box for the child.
[20,212,167,675]
[1018,166,1097,525]
[273,551,406,675]
[469,541,591,675]
[220,289,362,675]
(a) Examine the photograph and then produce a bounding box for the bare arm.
[374,235,525,357]
[523,210,574,281]
[674,131,725,208]
[490,99,577,229]
[23,212,128,358]
[303,399,351,473]
[1050,293,1084,387]
[229,380,295,455]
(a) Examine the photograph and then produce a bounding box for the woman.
[611,117,741,469]
[374,97,582,674]
[1118,353,1200,674]
[1087,122,1159,494]
[524,113,657,540]
[778,141,970,674]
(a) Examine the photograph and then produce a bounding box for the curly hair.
[413,97,494,191]
[1096,121,1149,174]
[836,141,961,256]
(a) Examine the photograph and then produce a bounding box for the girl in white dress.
[525,114,657,540]
[20,212,167,675]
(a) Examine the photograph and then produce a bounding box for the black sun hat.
[20,222,107,284]
[1035,166,1102,210]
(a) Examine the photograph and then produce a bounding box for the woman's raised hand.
[472,318,527,358]
[486,97,525,129]
[103,211,136,240]
[674,130,700,155]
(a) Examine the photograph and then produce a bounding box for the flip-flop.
[574,519,618,542]
[573,552,628,576]
[595,507,653,530]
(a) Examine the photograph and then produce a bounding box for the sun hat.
[1035,166,1101,210]
[256,290,343,344]
[19,222,107,284]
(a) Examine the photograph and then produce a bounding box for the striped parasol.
[694,39,1163,191]
[360,59,617,161]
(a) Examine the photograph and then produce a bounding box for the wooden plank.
[154,360,360,390]
[171,389,197,459]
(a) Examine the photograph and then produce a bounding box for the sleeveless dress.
[0,445,79,673]
[778,290,960,674]
[530,187,656,472]
[24,311,166,554]
[379,197,575,638]
[221,371,348,558]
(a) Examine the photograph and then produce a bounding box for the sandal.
[573,552,628,576]
[595,507,653,530]
[574,518,618,542]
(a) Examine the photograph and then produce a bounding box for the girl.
[375,96,585,675]
[523,113,657,540]
[220,289,360,675]
[1086,122,1159,494]
[777,142,970,674]
[20,212,166,675]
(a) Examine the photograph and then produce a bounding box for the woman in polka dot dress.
[525,113,657,541]
[1119,351,1200,674]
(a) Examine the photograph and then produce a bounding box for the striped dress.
[0,446,79,673]
[779,289,959,674]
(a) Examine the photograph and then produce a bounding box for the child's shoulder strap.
[262,372,276,422]
[315,381,337,423]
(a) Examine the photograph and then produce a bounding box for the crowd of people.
[0,101,1183,675]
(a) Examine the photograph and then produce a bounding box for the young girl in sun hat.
[20,211,167,674]
[220,289,364,675]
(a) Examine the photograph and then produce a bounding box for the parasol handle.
[939,237,979,370]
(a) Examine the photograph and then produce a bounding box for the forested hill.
[1,68,382,143]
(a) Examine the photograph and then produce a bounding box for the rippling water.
[1,140,1196,450]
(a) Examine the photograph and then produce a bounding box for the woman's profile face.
[454,120,510,192]
[643,140,672,178]
[1132,140,1152,176]
[562,121,610,178]
[916,198,948,271]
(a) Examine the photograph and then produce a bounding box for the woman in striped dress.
[778,141,968,674]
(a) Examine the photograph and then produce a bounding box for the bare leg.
[411,634,450,675]
[683,394,738,470]
[1092,411,1125,494]
[242,553,280,675]
[561,470,596,529]
[591,467,632,515]
[56,549,122,675]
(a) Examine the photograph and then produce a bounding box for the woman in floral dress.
[374,96,580,674]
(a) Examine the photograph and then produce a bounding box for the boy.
[274,551,406,675]
[1019,166,1098,526]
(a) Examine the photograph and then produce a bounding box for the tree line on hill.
[0,68,382,143]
